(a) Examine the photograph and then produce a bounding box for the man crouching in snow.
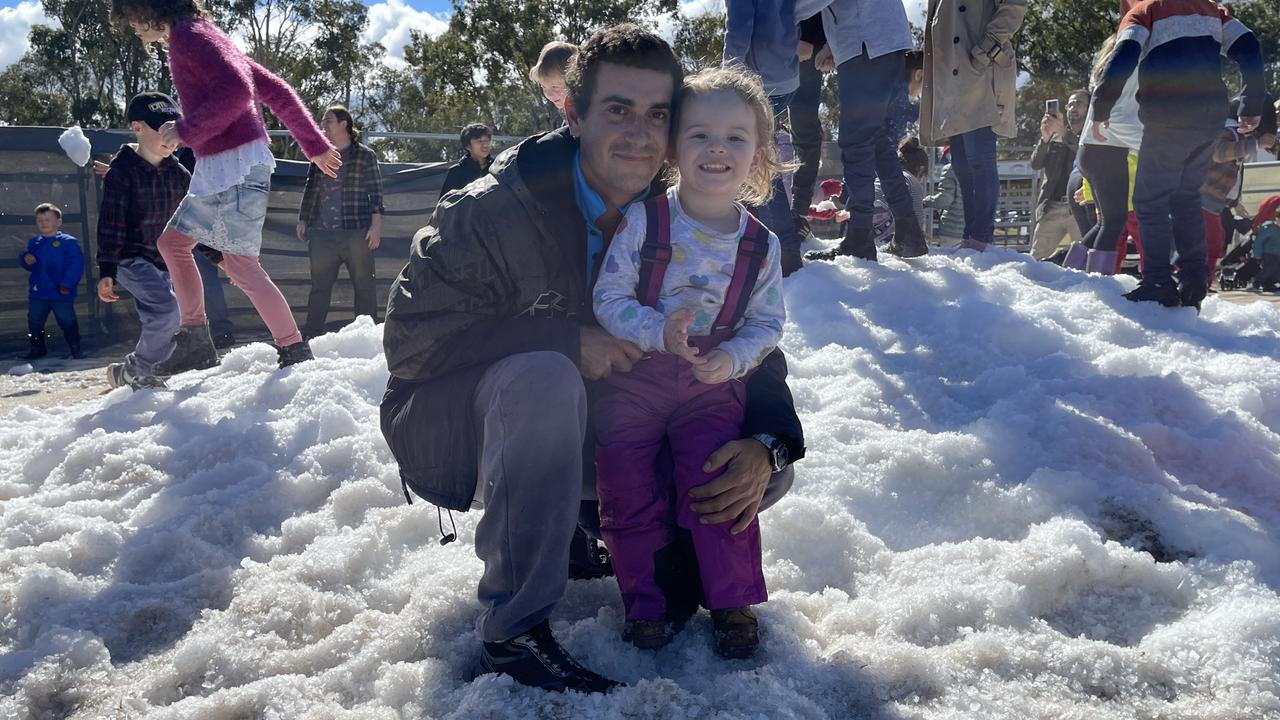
[380,24,804,693]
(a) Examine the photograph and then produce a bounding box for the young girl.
[592,67,786,659]
[112,0,340,371]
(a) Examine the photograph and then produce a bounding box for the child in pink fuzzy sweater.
[112,0,342,372]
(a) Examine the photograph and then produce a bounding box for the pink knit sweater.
[167,19,332,160]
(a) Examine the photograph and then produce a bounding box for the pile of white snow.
[2,250,1279,719]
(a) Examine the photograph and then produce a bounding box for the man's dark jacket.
[439,154,492,197]
[1030,129,1079,208]
[380,127,805,511]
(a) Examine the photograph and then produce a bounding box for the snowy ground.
[2,249,1279,719]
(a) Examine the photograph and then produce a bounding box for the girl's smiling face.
[674,89,762,202]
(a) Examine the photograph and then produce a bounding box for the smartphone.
[1046,99,1060,117]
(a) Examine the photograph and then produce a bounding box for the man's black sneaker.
[568,526,614,580]
[1179,279,1208,312]
[277,340,314,369]
[479,620,621,693]
[212,332,236,349]
[1124,280,1181,307]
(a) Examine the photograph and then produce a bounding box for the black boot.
[478,620,622,693]
[277,340,314,369]
[780,247,805,277]
[806,226,875,262]
[886,214,929,258]
[1177,266,1209,312]
[156,324,220,376]
[1124,279,1181,307]
[23,331,47,360]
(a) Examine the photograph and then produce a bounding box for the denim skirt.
[167,164,271,257]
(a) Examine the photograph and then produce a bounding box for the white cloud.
[904,0,927,25]
[0,0,57,70]
[364,0,449,67]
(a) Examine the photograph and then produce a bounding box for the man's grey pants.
[304,227,377,337]
[115,257,180,377]
[1030,200,1082,260]
[471,351,794,643]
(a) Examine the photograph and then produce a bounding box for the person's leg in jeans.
[948,137,976,240]
[49,300,79,355]
[220,253,304,347]
[1132,124,1199,288]
[1168,137,1216,306]
[952,127,999,245]
[872,110,928,256]
[829,49,903,259]
[789,58,823,222]
[346,229,378,323]
[194,249,234,339]
[472,351,587,642]
[27,299,50,338]
[115,258,181,377]
[304,228,344,337]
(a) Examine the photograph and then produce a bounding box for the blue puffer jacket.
[19,232,84,301]
[1252,222,1280,259]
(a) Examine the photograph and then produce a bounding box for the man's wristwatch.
[752,433,790,473]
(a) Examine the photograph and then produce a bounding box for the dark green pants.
[304,227,377,337]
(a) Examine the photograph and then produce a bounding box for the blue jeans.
[1132,123,1217,286]
[949,127,999,244]
[195,249,234,336]
[836,49,915,231]
[28,298,78,338]
[115,257,180,377]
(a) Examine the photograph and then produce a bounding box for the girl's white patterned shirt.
[593,187,786,379]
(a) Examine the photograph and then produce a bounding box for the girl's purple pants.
[594,337,767,622]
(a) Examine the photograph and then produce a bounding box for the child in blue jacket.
[19,203,85,359]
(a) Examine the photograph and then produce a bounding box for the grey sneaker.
[107,363,167,390]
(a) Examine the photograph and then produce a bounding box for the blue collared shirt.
[573,151,649,285]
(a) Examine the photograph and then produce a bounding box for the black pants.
[304,227,377,336]
[1077,144,1131,253]
[1066,169,1095,238]
[789,58,824,218]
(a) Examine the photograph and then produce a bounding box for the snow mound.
[2,255,1280,719]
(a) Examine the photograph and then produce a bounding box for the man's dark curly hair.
[111,0,208,33]
[565,24,683,118]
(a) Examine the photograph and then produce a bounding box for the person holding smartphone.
[1029,90,1089,260]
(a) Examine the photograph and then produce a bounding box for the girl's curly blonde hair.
[674,65,795,206]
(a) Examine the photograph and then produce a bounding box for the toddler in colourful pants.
[592,67,786,659]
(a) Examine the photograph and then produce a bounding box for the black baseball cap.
[126,92,181,131]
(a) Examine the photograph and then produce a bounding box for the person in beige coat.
[920,0,1027,249]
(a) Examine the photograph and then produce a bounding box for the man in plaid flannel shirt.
[297,104,385,339]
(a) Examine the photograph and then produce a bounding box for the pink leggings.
[157,228,302,347]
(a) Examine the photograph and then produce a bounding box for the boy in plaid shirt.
[97,92,191,389]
